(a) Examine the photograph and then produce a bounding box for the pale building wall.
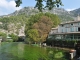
[73,23,78,32]
[77,15,80,20]
[58,21,80,33]
[49,28,58,34]
[50,15,80,34]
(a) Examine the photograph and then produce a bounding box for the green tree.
[9,33,18,42]
[15,0,63,11]
[0,32,7,41]
[45,12,60,27]
[27,29,39,44]
[26,13,60,29]
[33,16,53,43]
[25,13,60,43]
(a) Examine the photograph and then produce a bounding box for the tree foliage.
[0,14,28,35]
[15,0,63,11]
[9,33,18,42]
[32,16,53,42]
[0,32,7,41]
[27,29,39,43]
[26,13,60,43]
[27,13,60,29]
[44,13,60,27]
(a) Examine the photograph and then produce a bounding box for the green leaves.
[15,0,22,7]
[15,0,63,11]
[27,29,39,42]
[9,33,18,42]
[26,13,60,43]
[56,0,63,7]
[35,0,44,12]
[35,0,63,11]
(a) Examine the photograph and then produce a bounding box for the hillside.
[70,8,80,17]
[1,7,80,36]
[0,15,27,36]
[1,7,74,22]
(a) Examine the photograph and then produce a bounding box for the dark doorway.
[18,36,25,42]
[78,27,80,31]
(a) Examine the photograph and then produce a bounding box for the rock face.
[14,7,74,22]
[70,8,80,17]
[18,25,25,37]
[9,7,39,16]
[1,7,80,22]
[0,7,74,22]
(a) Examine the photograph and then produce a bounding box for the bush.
[9,33,18,42]
[6,39,13,42]
[0,32,7,41]
[24,38,33,44]
[46,39,78,48]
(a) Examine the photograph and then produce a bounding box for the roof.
[60,20,80,25]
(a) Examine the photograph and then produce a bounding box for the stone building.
[49,15,80,40]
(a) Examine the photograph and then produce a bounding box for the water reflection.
[0,42,69,60]
[18,43,24,58]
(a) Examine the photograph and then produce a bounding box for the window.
[70,27,74,32]
[71,23,73,25]
[78,27,80,31]
[62,29,63,33]
[65,28,68,32]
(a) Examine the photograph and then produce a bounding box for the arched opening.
[18,36,25,42]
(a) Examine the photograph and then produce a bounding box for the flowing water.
[0,42,69,60]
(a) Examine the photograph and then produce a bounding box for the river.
[0,42,69,60]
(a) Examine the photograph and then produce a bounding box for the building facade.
[49,16,80,40]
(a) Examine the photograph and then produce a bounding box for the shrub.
[6,39,13,42]
[9,33,18,42]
